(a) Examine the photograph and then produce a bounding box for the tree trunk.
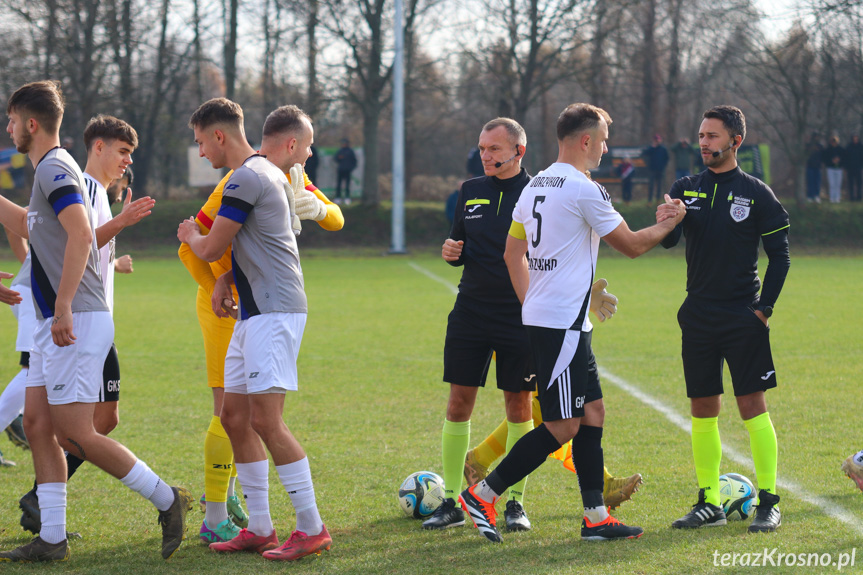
[306,0,320,118]
[224,0,238,99]
[362,105,381,205]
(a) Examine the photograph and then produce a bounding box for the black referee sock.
[486,423,562,496]
[571,424,604,508]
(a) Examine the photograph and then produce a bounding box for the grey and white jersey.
[217,154,306,319]
[27,147,108,319]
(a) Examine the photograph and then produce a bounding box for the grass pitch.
[0,249,861,574]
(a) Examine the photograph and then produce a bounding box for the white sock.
[227,476,237,498]
[475,480,500,503]
[584,505,609,524]
[236,460,272,536]
[205,501,229,527]
[37,483,67,544]
[120,459,175,511]
[276,457,322,536]
[0,368,27,429]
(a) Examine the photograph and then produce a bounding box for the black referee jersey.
[448,168,531,306]
[661,167,790,307]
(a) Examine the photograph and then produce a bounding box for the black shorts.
[677,297,776,398]
[527,327,602,421]
[443,297,535,392]
[100,343,121,403]
[20,351,29,368]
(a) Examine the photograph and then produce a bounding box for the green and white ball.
[719,472,756,520]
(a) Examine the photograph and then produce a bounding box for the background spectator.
[616,158,635,204]
[806,132,824,202]
[642,134,669,202]
[823,135,844,203]
[334,138,358,204]
[672,138,696,179]
[845,135,862,202]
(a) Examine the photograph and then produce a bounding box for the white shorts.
[27,311,114,406]
[224,312,306,395]
[11,285,37,352]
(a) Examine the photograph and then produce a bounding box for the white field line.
[409,260,863,536]
[601,368,863,536]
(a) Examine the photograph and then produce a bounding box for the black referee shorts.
[443,297,535,392]
[677,297,777,398]
[100,343,121,403]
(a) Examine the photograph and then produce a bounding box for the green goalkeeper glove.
[589,278,618,322]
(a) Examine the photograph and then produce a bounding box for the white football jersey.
[512,163,623,330]
[84,173,115,314]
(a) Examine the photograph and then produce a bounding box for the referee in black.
[661,105,790,533]
[422,118,535,533]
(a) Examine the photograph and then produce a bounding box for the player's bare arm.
[0,271,22,305]
[178,215,242,262]
[0,195,28,239]
[53,203,94,347]
[503,234,530,304]
[602,199,685,258]
[4,224,28,263]
[95,189,155,249]
[441,238,463,262]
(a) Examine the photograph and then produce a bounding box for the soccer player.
[422,118,537,533]
[177,106,341,545]
[0,228,29,461]
[842,451,863,493]
[460,103,685,543]
[178,99,331,562]
[662,106,789,533]
[0,81,190,563]
[13,115,156,535]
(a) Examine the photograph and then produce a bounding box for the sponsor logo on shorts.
[249,372,259,378]
[106,379,120,392]
[575,396,585,409]
[760,370,775,380]
[53,384,65,391]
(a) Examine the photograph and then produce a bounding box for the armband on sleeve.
[509,220,527,240]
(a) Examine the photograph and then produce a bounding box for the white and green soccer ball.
[398,471,445,519]
[719,472,756,520]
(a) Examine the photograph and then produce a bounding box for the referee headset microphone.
[711,139,737,157]
[495,146,521,168]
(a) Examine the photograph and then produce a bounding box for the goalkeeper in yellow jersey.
[463,279,643,511]
[178,115,343,544]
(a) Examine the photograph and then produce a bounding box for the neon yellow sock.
[442,419,470,502]
[691,416,721,506]
[505,420,534,503]
[745,412,777,496]
[474,419,508,469]
[204,416,233,504]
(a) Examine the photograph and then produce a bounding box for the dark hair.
[556,103,612,141]
[6,80,65,134]
[262,105,310,138]
[83,115,138,151]
[188,98,244,130]
[482,118,526,147]
[703,105,746,142]
[123,165,134,186]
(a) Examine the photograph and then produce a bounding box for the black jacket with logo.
[448,169,531,305]
[661,167,790,308]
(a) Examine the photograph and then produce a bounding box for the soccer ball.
[719,472,756,520]
[398,471,445,519]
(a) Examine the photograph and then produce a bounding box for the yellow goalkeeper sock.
[473,419,508,469]
[204,416,233,505]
